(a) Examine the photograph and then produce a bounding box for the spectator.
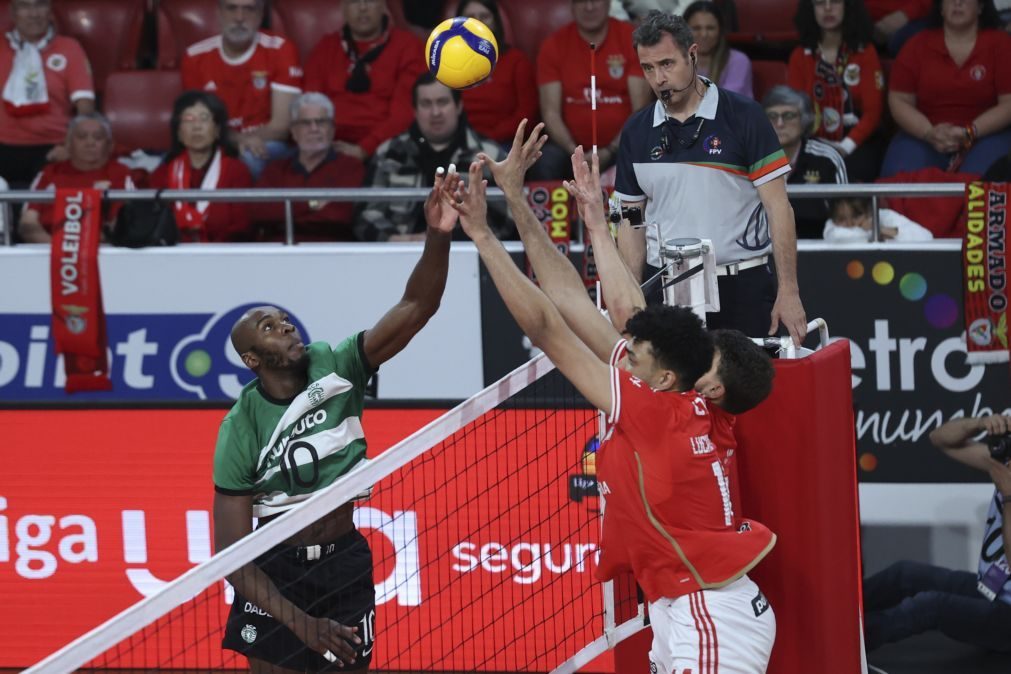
[254,92,365,242]
[763,85,848,239]
[866,0,932,54]
[535,0,652,179]
[356,73,510,242]
[181,0,302,180]
[864,414,1011,653]
[18,112,133,243]
[823,197,933,241]
[789,0,886,182]
[304,0,426,162]
[455,0,539,145]
[882,0,1011,177]
[984,146,1011,180]
[0,0,94,189]
[621,0,740,29]
[684,1,753,98]
[149,91,253,243]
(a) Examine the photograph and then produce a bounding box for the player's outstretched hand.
[294,616,361,667]
[445,160,492,241]
[424,165,462,235]
[477,118,548,198]
[563,146,608,235]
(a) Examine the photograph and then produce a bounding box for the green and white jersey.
[213,334,375,518]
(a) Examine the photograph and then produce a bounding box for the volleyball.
[425,17,499,90]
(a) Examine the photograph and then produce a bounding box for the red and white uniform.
[599,339,776,673]
[181,31,302,133]
[25,159,134,232]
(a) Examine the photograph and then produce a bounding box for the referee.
[613,11,807,345]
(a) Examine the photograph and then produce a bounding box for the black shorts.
[223,529,376,672]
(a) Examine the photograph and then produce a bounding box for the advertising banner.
[962,182,1008,363]
[0,245,483,402]
[480,244,1011,483]
[1,407,606,671]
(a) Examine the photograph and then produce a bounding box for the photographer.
[863,414,1011,652]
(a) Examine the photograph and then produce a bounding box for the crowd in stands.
[0,0,1009,245]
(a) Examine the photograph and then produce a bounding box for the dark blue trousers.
[863,560,1011,652]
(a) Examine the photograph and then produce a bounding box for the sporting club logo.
[240,624,257,643]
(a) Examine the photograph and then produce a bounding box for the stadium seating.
[273,0,347,63]
[156,0,284,70]
[727,0,799,45]
[497,0,573,62]
[0,0,145,96]
[751,59,789,102]
[54,0,146,96]
[104,70,183,154]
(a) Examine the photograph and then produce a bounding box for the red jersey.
[890,29,1011,127]
[253,150,365,241]
[303,27,425,156]
[0,35,94,145]
[181,31,302,133]
[536,18,644,147]
[596,348,775,602]
[462,47,538,143]
[787,44,884,147]
[26,160,134,232]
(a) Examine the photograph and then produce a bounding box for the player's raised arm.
[362,169,459,367]
[565,147,645,335]
[478,120,623,363]
[449,160,614,416]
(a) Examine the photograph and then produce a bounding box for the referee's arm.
[758,177,807,345]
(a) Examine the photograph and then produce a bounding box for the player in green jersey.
[213,169,461,673]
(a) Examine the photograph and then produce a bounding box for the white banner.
[0,243,484,401]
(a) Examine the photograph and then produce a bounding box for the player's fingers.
[513,118,528,149]
[768,310,779,336]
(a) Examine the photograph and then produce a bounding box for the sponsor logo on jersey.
[0,303,310,402]
[240,624,257,643]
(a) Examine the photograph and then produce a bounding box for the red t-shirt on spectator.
[303,27,425,156]
[462,47,538,144]
[149,154,253,242]
[536,18,644,147]
[25,159,134,232]
[0,35,94,145]
[181,32,302,133]
[254,150,365,241]
[890,28,1011,127]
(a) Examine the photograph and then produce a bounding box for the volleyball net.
[26,353,645,673]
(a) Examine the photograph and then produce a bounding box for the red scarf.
[168,148,221,242]
[49,188,112,392]
[812,45,856,142]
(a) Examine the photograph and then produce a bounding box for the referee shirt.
[614,80,790,266]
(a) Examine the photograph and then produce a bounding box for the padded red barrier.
[615,340,864,673]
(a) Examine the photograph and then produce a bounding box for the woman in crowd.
[149,91,252,242]
[454,0,538,144]
[684,1,753,97]
[882,0,1011,176]
[789,0,886,181]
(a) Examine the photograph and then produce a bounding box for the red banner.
[49,188,112,392]
[1,408,610,672]
[963,182,1009,364]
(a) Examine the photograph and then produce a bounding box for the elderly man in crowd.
[19,112,134,243]
[254,92,365,242]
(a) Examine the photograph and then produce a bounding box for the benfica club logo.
[60,304,89,334]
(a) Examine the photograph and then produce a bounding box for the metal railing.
[0,183,968,247]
